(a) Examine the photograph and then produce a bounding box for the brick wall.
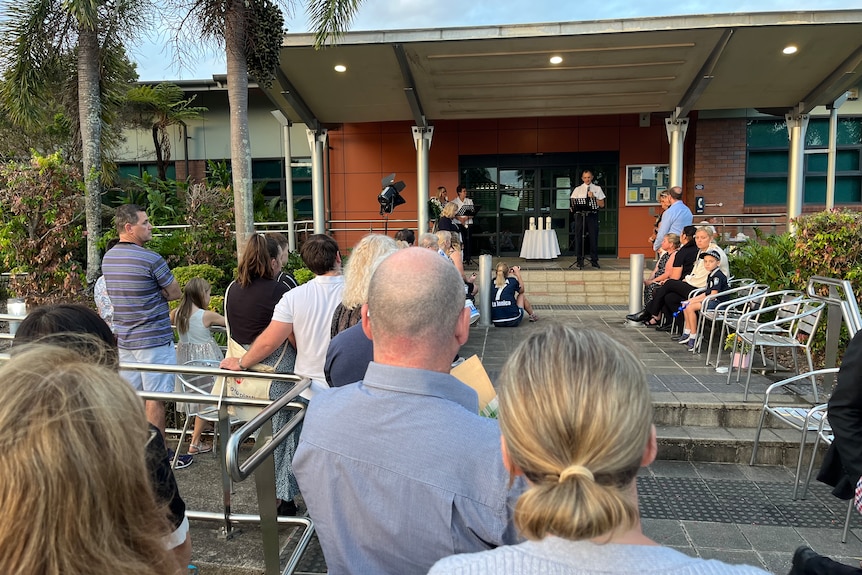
[693,119,747,213]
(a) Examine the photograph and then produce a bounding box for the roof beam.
[275,68,321,132]
[393,44,427,128]
[795,44,862,115]
[673,28,734,120]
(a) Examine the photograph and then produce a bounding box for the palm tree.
[0,0,149,284]
[125,83,208,181]
[169,0,363,257]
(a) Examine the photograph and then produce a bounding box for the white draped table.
[519,229,561,260]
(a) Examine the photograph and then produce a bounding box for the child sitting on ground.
[679,249,728,352]
[171,278,226,455]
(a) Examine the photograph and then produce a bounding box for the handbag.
[216,281,290,420]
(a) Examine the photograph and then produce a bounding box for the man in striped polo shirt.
[103,204,182,446]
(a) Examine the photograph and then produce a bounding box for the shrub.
[171,264,227,295]
[791,209,862,296]
[294,268,315,285]
[0,152,87,305]
[727,229,795,292]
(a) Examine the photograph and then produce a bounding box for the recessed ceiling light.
[782,45,798,55]
[549,56,563,65]
[334,64,347,72]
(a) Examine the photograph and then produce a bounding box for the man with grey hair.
[419,232,440,250]
[652,185,693,253]
[294,248,522,575]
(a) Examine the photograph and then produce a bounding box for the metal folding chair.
[729,299,825,401]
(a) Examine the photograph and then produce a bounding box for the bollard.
[626,254,645,326]
[7,298,26,336]
[477,254,492,327]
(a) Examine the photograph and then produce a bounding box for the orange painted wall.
[328,114,675,256]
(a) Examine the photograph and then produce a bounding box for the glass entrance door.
[460,154,618,258]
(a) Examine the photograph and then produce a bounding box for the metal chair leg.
[172,413,193,469]
[842,498,854,544]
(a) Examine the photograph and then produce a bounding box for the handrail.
[806,275,862,337]
[225,398,306,483]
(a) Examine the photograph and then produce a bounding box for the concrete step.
[657,424,824,467]
[519,268,634,305]
[653,398,823,465]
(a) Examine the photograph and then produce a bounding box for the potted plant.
[724,333,754,368]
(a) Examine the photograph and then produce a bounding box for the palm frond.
[306,0,364,48]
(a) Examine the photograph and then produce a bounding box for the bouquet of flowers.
[724,332,753,354]
[428,197,443,220]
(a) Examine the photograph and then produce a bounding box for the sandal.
[188,442,212,455]
[643,317,661,327]
[528,313,539,322]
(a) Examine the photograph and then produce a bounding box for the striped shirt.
[103,243,175,350]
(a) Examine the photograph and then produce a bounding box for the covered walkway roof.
[264,10,862,128]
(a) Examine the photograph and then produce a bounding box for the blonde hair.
[0,345,176,575]
[435,231,452,252]
[494,261,510,289]
[497,325,653,541]
[436,186,448,203]
[664,233,681,250]
[342,234,398,309]
[174,277,211,334]
[441,201,458,219]
[449,232,462,251]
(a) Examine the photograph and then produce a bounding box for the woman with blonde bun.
[0,345,179,575]
[429,326,769,575]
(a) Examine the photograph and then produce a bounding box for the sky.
[133,0,861,82]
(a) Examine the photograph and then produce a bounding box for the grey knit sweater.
[428,537,771,575]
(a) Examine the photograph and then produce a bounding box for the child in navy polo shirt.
[679,249,729,351]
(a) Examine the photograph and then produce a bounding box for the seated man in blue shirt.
[294,247,523,575]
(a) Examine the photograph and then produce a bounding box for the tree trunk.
[77,27,103,285]
[153,124,166,181]
[225,0,254,260]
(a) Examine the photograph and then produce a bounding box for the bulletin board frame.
[625,164,669,206]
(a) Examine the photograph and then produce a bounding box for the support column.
[307,128,328,235]
[785,113,809,234]
[272,111,297,252]
[284,127,296,252]
[412,126,434,236]
[826,92,850,210]
[665,116,689,188]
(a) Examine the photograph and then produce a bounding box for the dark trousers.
[646,279,695,319]
[461,225,472,262]
[572,211,599,264]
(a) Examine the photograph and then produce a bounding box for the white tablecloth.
[519,229,561,260]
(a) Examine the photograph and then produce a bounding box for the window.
[745,118,862,205]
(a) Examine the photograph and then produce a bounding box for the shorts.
[706,299,720,311]
[493,308,524,327]
[120,343,177,392]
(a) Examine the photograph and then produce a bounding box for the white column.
[785,113,809,234]
[665,117,689,188]
[827,106,838,210]
[412,126,434,236]
[307,128,328,235]
[284,127,296,252]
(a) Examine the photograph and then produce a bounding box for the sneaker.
[677,334,691,344]
[687,338,697,352]
[168,449,194,470]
